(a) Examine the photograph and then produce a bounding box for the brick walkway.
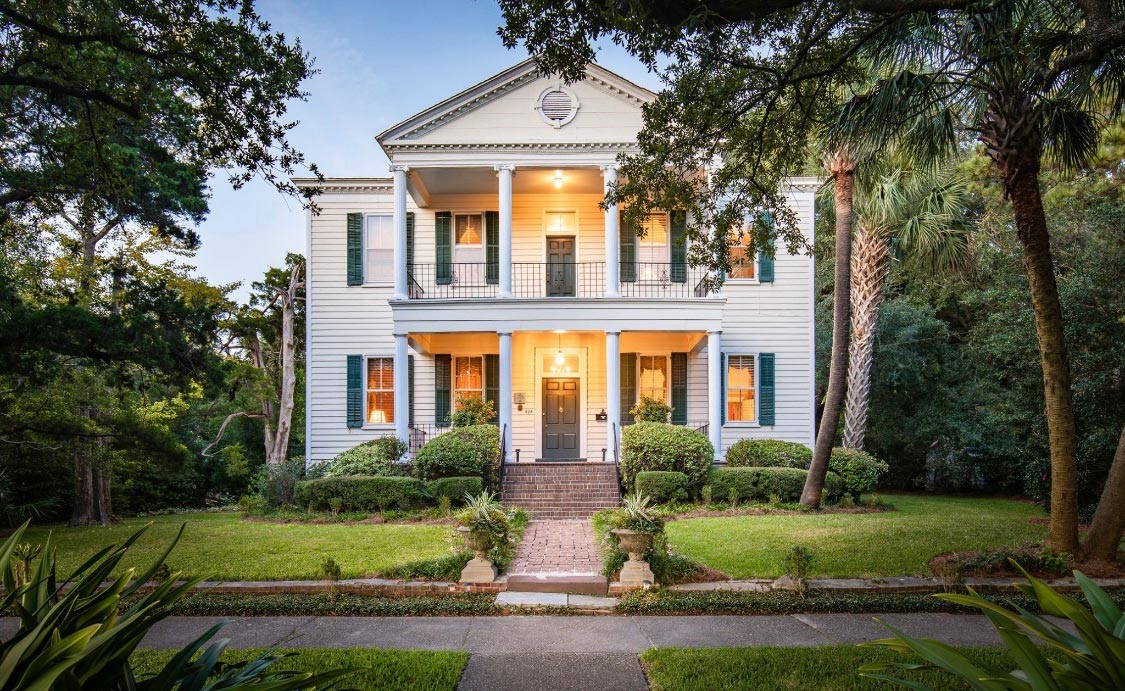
[510,520,602,575]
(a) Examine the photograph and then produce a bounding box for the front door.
[542,378,580,459]
[546,237,576,297]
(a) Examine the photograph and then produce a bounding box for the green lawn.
[130,648,467,691]
[642,645,1027,691]
[666,494,1046,579]
[19,512,453,581]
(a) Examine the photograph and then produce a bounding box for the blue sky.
[196,0,660,297]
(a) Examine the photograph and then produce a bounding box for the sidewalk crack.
[790,613,839,643]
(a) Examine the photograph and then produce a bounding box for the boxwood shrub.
[828,448,889,497]
[725,439,812,469]
[635,471,690,504]
[620,422,714,490]
[426,477,483,506]
[294,475,430,512]
[312,436,408,478]
[413,425,499,481]
[706,467,844,503]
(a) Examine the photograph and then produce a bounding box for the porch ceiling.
[411,166,605,199]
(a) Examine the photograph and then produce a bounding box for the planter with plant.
[454,491,511,583]
[610,493,664,587]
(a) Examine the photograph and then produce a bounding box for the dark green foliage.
[592,507,700,585]
[426,477,483,506]
[167,592,501,617]
[450,394,496,428]
[725,439,813,468]
[783,546,815,582]
[707,467,844,503]
[317,436,407,478]
[620,422,714,490]
[381,553,473,582]
[828,448,889,497]
[629,395,673,422]
[635,471,690,504]
[256,456,307,508]
[294,476,430,512]
[413,425,499,481]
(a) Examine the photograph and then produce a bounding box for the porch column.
[606,330,621,457]
[602,165,620,297]
[707,329,722,458]
[496,165,515,298]
[392,165,409,300]
[394,333,409,445]
[498,331,513,461]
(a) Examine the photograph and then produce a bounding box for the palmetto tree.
[841,163,969,451]
[834,0,1116,553]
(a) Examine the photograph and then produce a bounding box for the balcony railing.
[406,262,715,300]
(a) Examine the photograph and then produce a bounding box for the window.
[365,215,393,283]
[544,210,577,235]
[638,355,669,402]
[728,228,756,280]
[726,355,756,422]
[454,356,484,407]
[366,357,394,424]
[454,214,484,264]
[638,213,669,281]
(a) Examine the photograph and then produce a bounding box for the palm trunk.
[802,152,855,507]
[1082,425,1125,561]
[842,221,889,450]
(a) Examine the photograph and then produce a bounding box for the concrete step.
[506,574,609,596]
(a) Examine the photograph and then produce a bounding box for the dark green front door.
[542,378,580,459]
[546,237,576,297]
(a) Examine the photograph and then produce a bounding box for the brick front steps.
[501,462,622,519]
[507,574,609,596]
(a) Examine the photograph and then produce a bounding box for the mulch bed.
[929,545,1125,579]
[241,514,455,527]
[665,505,895,520]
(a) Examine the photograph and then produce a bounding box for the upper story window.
[638,213,669,280]
[726,355,757,422]
[638,355,669,402]
[366,356,394,424]
[365,215,393,283]
[454,214,484,265]
[728,229,756,280]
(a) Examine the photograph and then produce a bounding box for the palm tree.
[834,0,1112,553]
[842,164,969,450]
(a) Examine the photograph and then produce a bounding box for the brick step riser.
[501,489,621,495]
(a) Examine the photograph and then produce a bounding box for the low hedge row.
[425,477,483,504]
[635,471,690,503]
[706,466,844,503]
[723,440,889,497]
[294,475,482,512]
[165,592,502,617]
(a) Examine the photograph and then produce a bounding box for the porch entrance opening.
[546,237,576,297]
[542,377,581,460]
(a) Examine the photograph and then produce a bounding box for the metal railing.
[407,423,452,457]
[405,261,716,300]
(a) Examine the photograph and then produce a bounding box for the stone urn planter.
[610,528,655,587]
[457,526,496,583]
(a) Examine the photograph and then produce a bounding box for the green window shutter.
[619,220,636,283]
[620,352,637,425]
[671,352,688,424]
[758,211,775,283]
[484,354,500,423]
[759,353,775,425]
[346,355,363,428]
[720,352,727,425]
[434,354,452,427]
[408,354,415,426]
[347,213,363,286]
[435,212,452,286]
[670,211,687,283]
[406,212,415,275]
[485,211,499,285]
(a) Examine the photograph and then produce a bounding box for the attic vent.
[535,85,579,128]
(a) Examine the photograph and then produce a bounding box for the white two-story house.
[299,58,816,468]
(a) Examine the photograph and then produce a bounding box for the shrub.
[593,500,699,586]
[707,467,844,503]
[426,477,483,506]
[451,394,495,427]
[783,545,815,584]
[318,436,407,478]
[725,439,812,468]
[294,475,430,512]
[630,395,672,422]
[620,422,714,490]
[413,425,499,481]
[635,471,690,504]
[256,456,306,507]
[828,448,889,497]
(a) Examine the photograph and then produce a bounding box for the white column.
[394,333,409,445]
[498,331,513,461]
[496,165,514,298]
[707,330,722,458]
[602,165,620,297]
[606,330,621,458]
[392,165,409,300]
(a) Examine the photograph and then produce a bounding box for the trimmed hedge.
[725,439,812,469]
[620,422,714,490]
[706,467,844,503]
[635,471,690,504]
[314,436,408,478]
[413,425,499,481]
[829,447,889,497]
[426,477,483,506]
[294,475,429,512]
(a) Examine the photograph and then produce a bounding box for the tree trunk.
[842,222,890,450]
[1007,162,1080,554]
[70,442,112,526]
[802,151,855,507]
[1082,424,1125,561]
[267,262,301,465]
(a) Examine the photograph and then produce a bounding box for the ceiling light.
[554,170,563,188]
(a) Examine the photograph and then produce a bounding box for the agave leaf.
[983,610,1059,691]
[864,620,1010,691]
[1074,572,1122,633]
[19,623,101,682]
[122,522,186,598]
[856,671,938,690]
